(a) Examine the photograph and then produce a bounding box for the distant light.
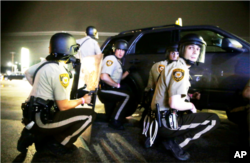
[40,57,45,61]
[21,47,30,73]
[6,70,11,75]
[7,62,12,66]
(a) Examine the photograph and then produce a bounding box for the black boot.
[108,119,125,130]
[17,128,35,153]
[162,139,190,161]
[42,139,74,157]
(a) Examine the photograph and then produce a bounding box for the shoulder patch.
[106,60,113,66]
[157,64,165,73]
[59,73,70,88]
[172,68,185,82]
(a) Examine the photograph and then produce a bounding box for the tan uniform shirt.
[145,60,168,91]
[151,58,190,111]
[26,61,71,101]
[101,55,123,83]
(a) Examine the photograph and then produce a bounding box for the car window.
[180,30,226,53]
[133,31,173,55]
[102,35,134,57]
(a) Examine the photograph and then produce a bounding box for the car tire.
[121,76,142,117]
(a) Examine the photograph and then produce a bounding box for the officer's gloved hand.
[128,65,137,73]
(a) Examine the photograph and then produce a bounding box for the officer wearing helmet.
[150,34,220,161]
[75,26,102,88]
[17,32,95,156]
[75,26,102,58]
[145,43,179,92]
[98,39,136,130]
[140,43,179,127]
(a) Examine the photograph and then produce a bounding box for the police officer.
[75,26,102,88]
[145,43,179,91]
[17,33,95,156]
[98,39,136,130]
[151,34,220,161]
[141,43,179,126]
[75,26,102,58]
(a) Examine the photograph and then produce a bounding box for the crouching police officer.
[145,43,179,92]
[17,32,95,156]
[141,43,179,125]
[98,39,136,130]
[151,34,220,161]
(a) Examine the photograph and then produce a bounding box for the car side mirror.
[221,38,245,52]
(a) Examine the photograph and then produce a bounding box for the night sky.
[1,1,249,72]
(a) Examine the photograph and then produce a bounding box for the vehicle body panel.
[101,25,250,110]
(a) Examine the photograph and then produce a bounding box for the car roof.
[118,24,221,35]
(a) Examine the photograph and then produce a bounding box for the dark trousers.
[98,88,136,122]
[32,108,95,148]
[158,112,220,149]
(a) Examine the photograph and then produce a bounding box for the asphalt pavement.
[1,80,241,162]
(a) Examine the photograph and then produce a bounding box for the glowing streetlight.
[10,52,15,72]
[21,47,30,73]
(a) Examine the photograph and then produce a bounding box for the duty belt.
[100,81,118,90]
[21,96,58,125]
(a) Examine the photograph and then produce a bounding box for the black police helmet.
[165,42,179,59]
[113,39,128,51]
[178,33,207,65]
[48,32,79,60]
[86,26,98,39]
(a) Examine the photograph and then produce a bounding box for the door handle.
[129,59,141,64]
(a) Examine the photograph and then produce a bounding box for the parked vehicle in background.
[3,72,26,81]
[100,21,250,111]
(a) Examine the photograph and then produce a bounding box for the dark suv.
[101,24,250,110]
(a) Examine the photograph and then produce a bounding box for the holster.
[21,96,35,122]
[21,96,59,125]
[161,109,179,130]
[167,109,179,129]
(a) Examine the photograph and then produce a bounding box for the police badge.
[172,68,185,82]
[157,64,165,73]
[59,73,70,88]
[106,60,113,66]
